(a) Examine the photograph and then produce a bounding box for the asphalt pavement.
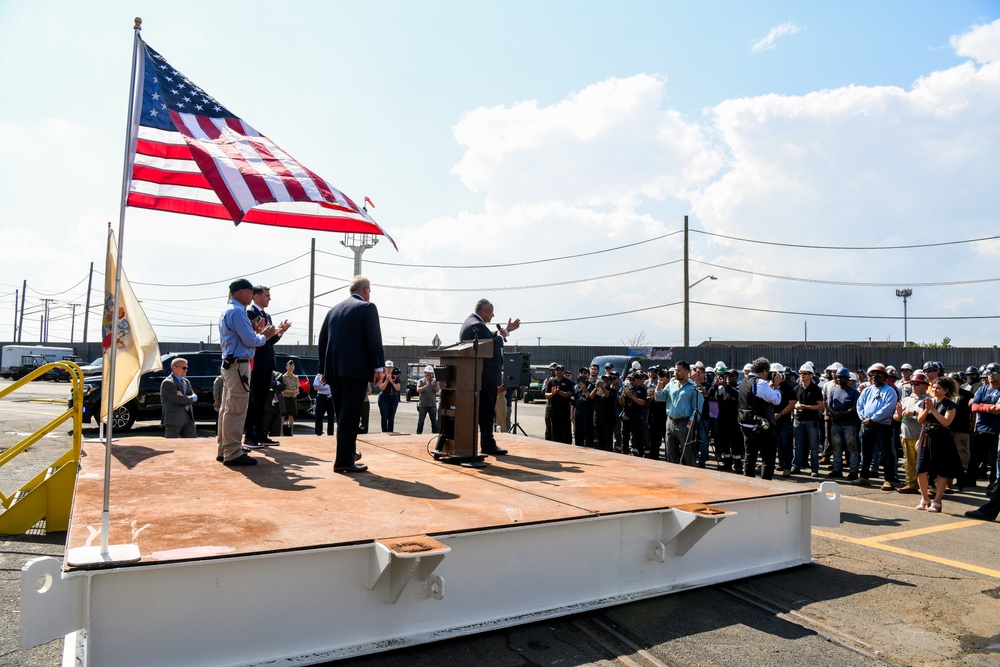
[2,379,999,666]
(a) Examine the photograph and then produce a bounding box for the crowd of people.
[538,357,1000,520]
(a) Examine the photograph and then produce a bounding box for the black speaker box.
[503,352,531,386]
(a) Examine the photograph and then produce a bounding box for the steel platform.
[21,432,840,666]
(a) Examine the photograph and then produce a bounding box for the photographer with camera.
[620,370,649,456]
[544,365,574,444]
[738,357,782,479]
[593,373,617,451]
[573,368,595,447]
[708,365,740,471]
[648,367,669,460]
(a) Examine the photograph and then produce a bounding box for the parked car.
[590,355,646,376]
[79,357,104,377]
[42,355,86,382]
[405,363,423,401]
[74,350,223,431]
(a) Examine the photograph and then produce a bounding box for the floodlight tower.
[896,288,913,348]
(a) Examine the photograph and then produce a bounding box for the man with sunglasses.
[160,356,198,439]
[854,363,901,489]
[968,362,1000,493]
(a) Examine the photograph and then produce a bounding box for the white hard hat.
[424,365,434,373]
[769,362,785,373]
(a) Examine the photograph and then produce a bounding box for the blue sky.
[2,1,999,353]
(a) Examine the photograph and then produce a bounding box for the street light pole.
[685,273,717,350]
[896,288,912,348]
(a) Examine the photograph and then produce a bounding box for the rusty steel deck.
[64,432,811,567]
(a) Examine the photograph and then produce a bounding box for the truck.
[1,345,75,379]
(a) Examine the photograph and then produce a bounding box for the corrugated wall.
[6,341,999,376]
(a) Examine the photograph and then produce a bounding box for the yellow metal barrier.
[0,361,84,534]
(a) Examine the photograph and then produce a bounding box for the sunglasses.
[911,381,927,386]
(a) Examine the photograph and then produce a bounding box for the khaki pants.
[217,361,250,461]
[900,436,918,489]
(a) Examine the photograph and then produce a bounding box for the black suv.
[77,350,223,431]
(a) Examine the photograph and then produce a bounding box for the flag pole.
[68,18,145,567]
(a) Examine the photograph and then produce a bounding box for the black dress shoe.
[334,463,369,473]
[965,509,995,521]
[223,453,258,467]
[216,456,224,462]
[260,437,281,446]
[481,447,508,456]
[355,451,363,461]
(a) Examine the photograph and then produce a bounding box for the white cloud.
[406,17,1000,347]
[951,18,1000,64]
[751,21,801,53]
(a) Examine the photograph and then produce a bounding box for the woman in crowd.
[915,376,964,513]
[377,360,401,432]
[279,360,300,434]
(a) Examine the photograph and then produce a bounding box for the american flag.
[127,39,395,247]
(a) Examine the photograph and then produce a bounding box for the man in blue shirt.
[217,279,277,466]
[969,363,1000,493]
[854,363,900,489]
[665,361,703,465]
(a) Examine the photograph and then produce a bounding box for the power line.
[367,259,683,292]
[26,274,89,298]
[692,229,1000,251]
[315,229,683,269]
[132,252,309,287]
[375,301,685,326]
[691,259,1000,287]
[692,300,1000,320]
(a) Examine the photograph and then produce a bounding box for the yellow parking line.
[840,494,918,510]
[867,520,982,543]
[813,528,1000,579]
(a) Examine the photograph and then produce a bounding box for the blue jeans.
[829,422,860,474]
[774,418,793,469]
[416,406,438,434]
[793,419,820,473]
[378,392,399,432]
[860,422,898,483]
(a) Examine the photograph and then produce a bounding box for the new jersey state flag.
[101,229,162,423]
[125,37,396,248]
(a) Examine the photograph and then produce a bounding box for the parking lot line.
[813,528,1000,580]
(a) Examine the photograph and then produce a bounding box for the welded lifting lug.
[649,504,736,562]
[811,481,842,527]
[367,535,450,604]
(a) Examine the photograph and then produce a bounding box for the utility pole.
[12,289,18,340]
[683,215,690,350]
[896,289,912,348]
[70,303,79,343]
[308,238,316,346]
[41,298,54,342]
[18,279,26,343]
[83,261,94,344]
[341,232,379,277]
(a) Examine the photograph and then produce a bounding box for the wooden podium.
[432,339,493,464]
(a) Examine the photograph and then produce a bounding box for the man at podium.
[460,299,521,455]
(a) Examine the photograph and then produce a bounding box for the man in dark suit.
[245,285,291,447]
[160,357,198,438]
[318,276,386,473]
[459,298,521,456]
